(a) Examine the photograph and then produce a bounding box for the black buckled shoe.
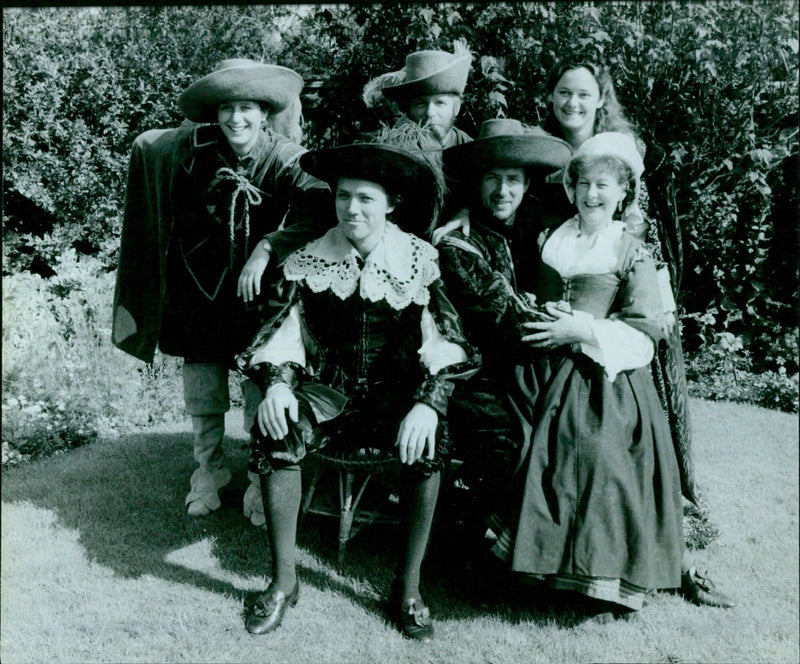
[390,586,434,643]
[246,581,300,634]
[396,597,434,642]
[681,566,735,608]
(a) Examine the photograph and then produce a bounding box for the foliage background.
[2,2,798,459]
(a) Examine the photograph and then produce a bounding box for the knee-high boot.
[243,469,266,527]
[242,377,267,527]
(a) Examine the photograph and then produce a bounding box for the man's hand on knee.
[396,402,438,465]
[258,384,299,440]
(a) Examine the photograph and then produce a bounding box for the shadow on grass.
[1,429,588,629]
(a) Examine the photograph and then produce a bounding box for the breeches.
[182,361,260,425]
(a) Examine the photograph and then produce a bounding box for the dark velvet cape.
[112,124,329,363]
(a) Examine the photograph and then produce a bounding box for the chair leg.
[300,464,324,526]
[338,471,356,565]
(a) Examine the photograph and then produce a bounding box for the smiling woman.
[550,67,605,149]
[217,100,268,156]
[112,57,330,526]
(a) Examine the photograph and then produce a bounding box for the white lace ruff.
[283,221,440,311]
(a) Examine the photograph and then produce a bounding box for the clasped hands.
[258,384,438,466]
[521,301,596,349]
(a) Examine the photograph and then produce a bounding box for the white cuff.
[418,307,468,374]
[580,318,654,382]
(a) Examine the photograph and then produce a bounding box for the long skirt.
[489,353,683,609]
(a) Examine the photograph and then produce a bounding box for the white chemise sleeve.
[579,317,654,383]
[417,306,468,374]
[246,304,307,369]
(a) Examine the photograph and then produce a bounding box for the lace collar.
[283,221,440,310]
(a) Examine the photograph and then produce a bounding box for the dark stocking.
[260,465,302,594]
[395,470,441,601]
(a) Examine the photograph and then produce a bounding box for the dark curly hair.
[543,56,636,139]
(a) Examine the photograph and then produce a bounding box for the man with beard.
[433,119,571,582]
[362,41,473,152]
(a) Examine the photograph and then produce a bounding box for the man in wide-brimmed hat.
[363,41,473,150]
[432,119,572,580]
[113,58,329,523]
[236,140,479,640]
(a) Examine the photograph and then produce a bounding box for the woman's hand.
[238,243,270,303]
[396,402,438,465]
[257,383,298,440]
[521,302,596,349]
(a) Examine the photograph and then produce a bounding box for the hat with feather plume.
[362,40,472,108]
[300,122,447,237]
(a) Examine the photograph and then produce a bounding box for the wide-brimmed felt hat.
[300,143,441,236]
[179,58,303,123]
[443,118,573,181]
[563,131,644,204]
[380,45,472,103]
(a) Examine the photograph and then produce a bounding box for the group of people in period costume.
[113,43,734,642]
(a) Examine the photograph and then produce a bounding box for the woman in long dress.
[489,133,722,615]
[538,58,734,607]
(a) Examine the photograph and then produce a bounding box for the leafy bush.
[1,252,187,464]
[686,332,799,413]
[3,5,299,269]
[1,395,97,465]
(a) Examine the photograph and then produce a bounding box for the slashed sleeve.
[236,277,307,391]
[246,304,306,369]
[412,277,481,416]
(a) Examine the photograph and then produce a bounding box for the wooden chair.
[300,446,401,565]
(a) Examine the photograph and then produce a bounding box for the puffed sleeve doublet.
[236,222,480,423]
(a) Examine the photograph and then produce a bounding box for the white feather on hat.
[362,39,472,109]
[362,70,407,109]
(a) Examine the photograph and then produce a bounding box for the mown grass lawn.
[1,398,797,664]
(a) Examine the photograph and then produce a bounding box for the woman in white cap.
[487,133,731,619]
[540,57,733,609]
[112,59,329,522]
[236,141,479,640]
